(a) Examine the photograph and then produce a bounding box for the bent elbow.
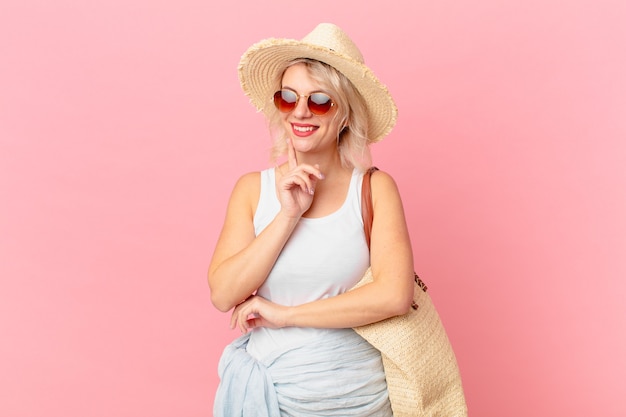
[210,291,234,313]
[388,300,412,317]
[214,303,233,313]
[386,290,415,317]
[209,280,235,312]
[208,271,234,312]
[395,300,414,316]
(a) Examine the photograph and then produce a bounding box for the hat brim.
[238,38,397,143]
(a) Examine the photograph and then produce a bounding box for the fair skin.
[208,63,415,333]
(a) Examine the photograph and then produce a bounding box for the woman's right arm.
[210,138,324,312]
[208,172,301,312]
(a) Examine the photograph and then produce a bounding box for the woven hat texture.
[352,267,468,417]
[238,23,398,143]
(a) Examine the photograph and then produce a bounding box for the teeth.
[294,125,315,132]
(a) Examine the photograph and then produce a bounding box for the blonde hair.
[266,59,372,171]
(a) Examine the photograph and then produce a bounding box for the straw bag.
[351,167,468,417]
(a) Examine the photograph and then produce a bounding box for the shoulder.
[233,171,261,192]
[368,169,406,217]
[369,169,401,197]
[227,171,262,212]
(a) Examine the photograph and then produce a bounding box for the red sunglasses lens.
[274,90,297,113]
[273,90,333,115]
[308,93,333,115]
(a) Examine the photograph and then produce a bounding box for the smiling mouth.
[293,125,316,133]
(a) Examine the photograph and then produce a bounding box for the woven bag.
[351,167,468,417]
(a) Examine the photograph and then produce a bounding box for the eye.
[309,93,332,105]
[308,93,334,115]
[279,90,298,104]
[273,90,299,113]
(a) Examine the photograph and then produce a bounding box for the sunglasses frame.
[273,88,335,116]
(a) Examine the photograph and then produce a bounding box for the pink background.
[1,1,625,416]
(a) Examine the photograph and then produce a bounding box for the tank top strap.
[254,168,280,236]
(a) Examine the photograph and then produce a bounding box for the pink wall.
[1,1,624,416]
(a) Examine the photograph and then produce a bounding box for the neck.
[296,147,345,174]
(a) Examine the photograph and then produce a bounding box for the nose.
[292,95,312,118]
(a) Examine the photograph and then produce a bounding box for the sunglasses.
[273,89,335,115]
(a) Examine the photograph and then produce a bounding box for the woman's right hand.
[276,138,324,218]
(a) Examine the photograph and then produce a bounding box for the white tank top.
[246,167,370,361]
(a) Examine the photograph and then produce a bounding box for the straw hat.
[238,23,398,143]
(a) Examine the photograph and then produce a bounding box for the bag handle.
[361,167,379,250]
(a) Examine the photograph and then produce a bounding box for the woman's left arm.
[230,170,416,333]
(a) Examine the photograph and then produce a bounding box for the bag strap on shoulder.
[361,166,379,250]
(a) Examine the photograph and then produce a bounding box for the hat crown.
[301,23,364,64]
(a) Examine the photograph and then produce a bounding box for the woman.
[209,23,415,416]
